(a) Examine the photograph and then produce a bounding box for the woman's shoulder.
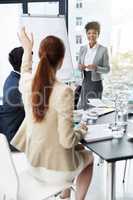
[50,81,74,108]
[54,81,73,94]
[52,82,73,108]
[52,82,73,101]
[98,44,108,51]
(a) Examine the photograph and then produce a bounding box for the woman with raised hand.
[11,27,93,200]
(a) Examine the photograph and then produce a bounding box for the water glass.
[117,110,128,126]
[82,110,98,125]
[112,124,125,138]
[110,92,128,138]
[73,110,83,124]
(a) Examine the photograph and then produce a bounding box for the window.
[76,3,83,8]
[76,17,82,26]
[76,0,83,8]
[28,2,59,15]
[0,4,22,97]
[76,35,82,44]
[76,52,79,61]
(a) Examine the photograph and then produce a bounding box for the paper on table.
[87,107,115,117]
[88,99,113,108]
[84,124,113,143]
[88,99,106,107]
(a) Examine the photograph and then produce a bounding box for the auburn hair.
[32,36,65,122]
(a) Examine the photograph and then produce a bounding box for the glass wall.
[104,0,133,100]
[68,0,112,73]
[68,0,133,101]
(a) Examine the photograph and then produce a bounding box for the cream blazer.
[11,52,86,171]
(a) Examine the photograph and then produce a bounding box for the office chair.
[0,134,75,200]
[19,170,75,200]
[0,134,19,200]
[123,160,128,183]
[0,105,25,151]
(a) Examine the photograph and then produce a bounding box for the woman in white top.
[11,27,93,200]
[78,21,110,110]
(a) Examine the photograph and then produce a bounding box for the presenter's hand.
[18,27,34,52]
[87,64,96,70]
[79,64,87,70]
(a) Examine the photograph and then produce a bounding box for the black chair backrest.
[0,105,25,142]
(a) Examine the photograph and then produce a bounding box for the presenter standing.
[78,21,110,110]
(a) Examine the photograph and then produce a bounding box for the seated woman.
[11,27,93,200]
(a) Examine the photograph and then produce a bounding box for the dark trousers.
[74,85,82,110]
[79,71,103,110]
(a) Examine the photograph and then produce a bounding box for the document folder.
[84,124,113,143]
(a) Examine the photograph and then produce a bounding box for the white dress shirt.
[84,43,98,71]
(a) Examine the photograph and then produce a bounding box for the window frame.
[0,0,68,29]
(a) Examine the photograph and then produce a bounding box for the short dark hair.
[85,21,100,35]
[8,47,24,72]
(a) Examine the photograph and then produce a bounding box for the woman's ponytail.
[32,53,55,122]
[31,35,65,122]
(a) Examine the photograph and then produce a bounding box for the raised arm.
[18,27,34,100]
[18,27,34,74]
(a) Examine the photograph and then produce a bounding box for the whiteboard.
[20,15,74,81]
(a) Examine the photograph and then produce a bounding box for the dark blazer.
[3,71,23,106]
[0,71,25,150]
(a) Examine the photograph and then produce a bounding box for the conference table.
[82,112,133,200]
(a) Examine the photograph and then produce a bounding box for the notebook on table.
[87,107,115,117]
[87,99,115,117]
[84,124,113,143]
[88,98,114,108]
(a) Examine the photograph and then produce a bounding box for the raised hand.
[18,27,34,52]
